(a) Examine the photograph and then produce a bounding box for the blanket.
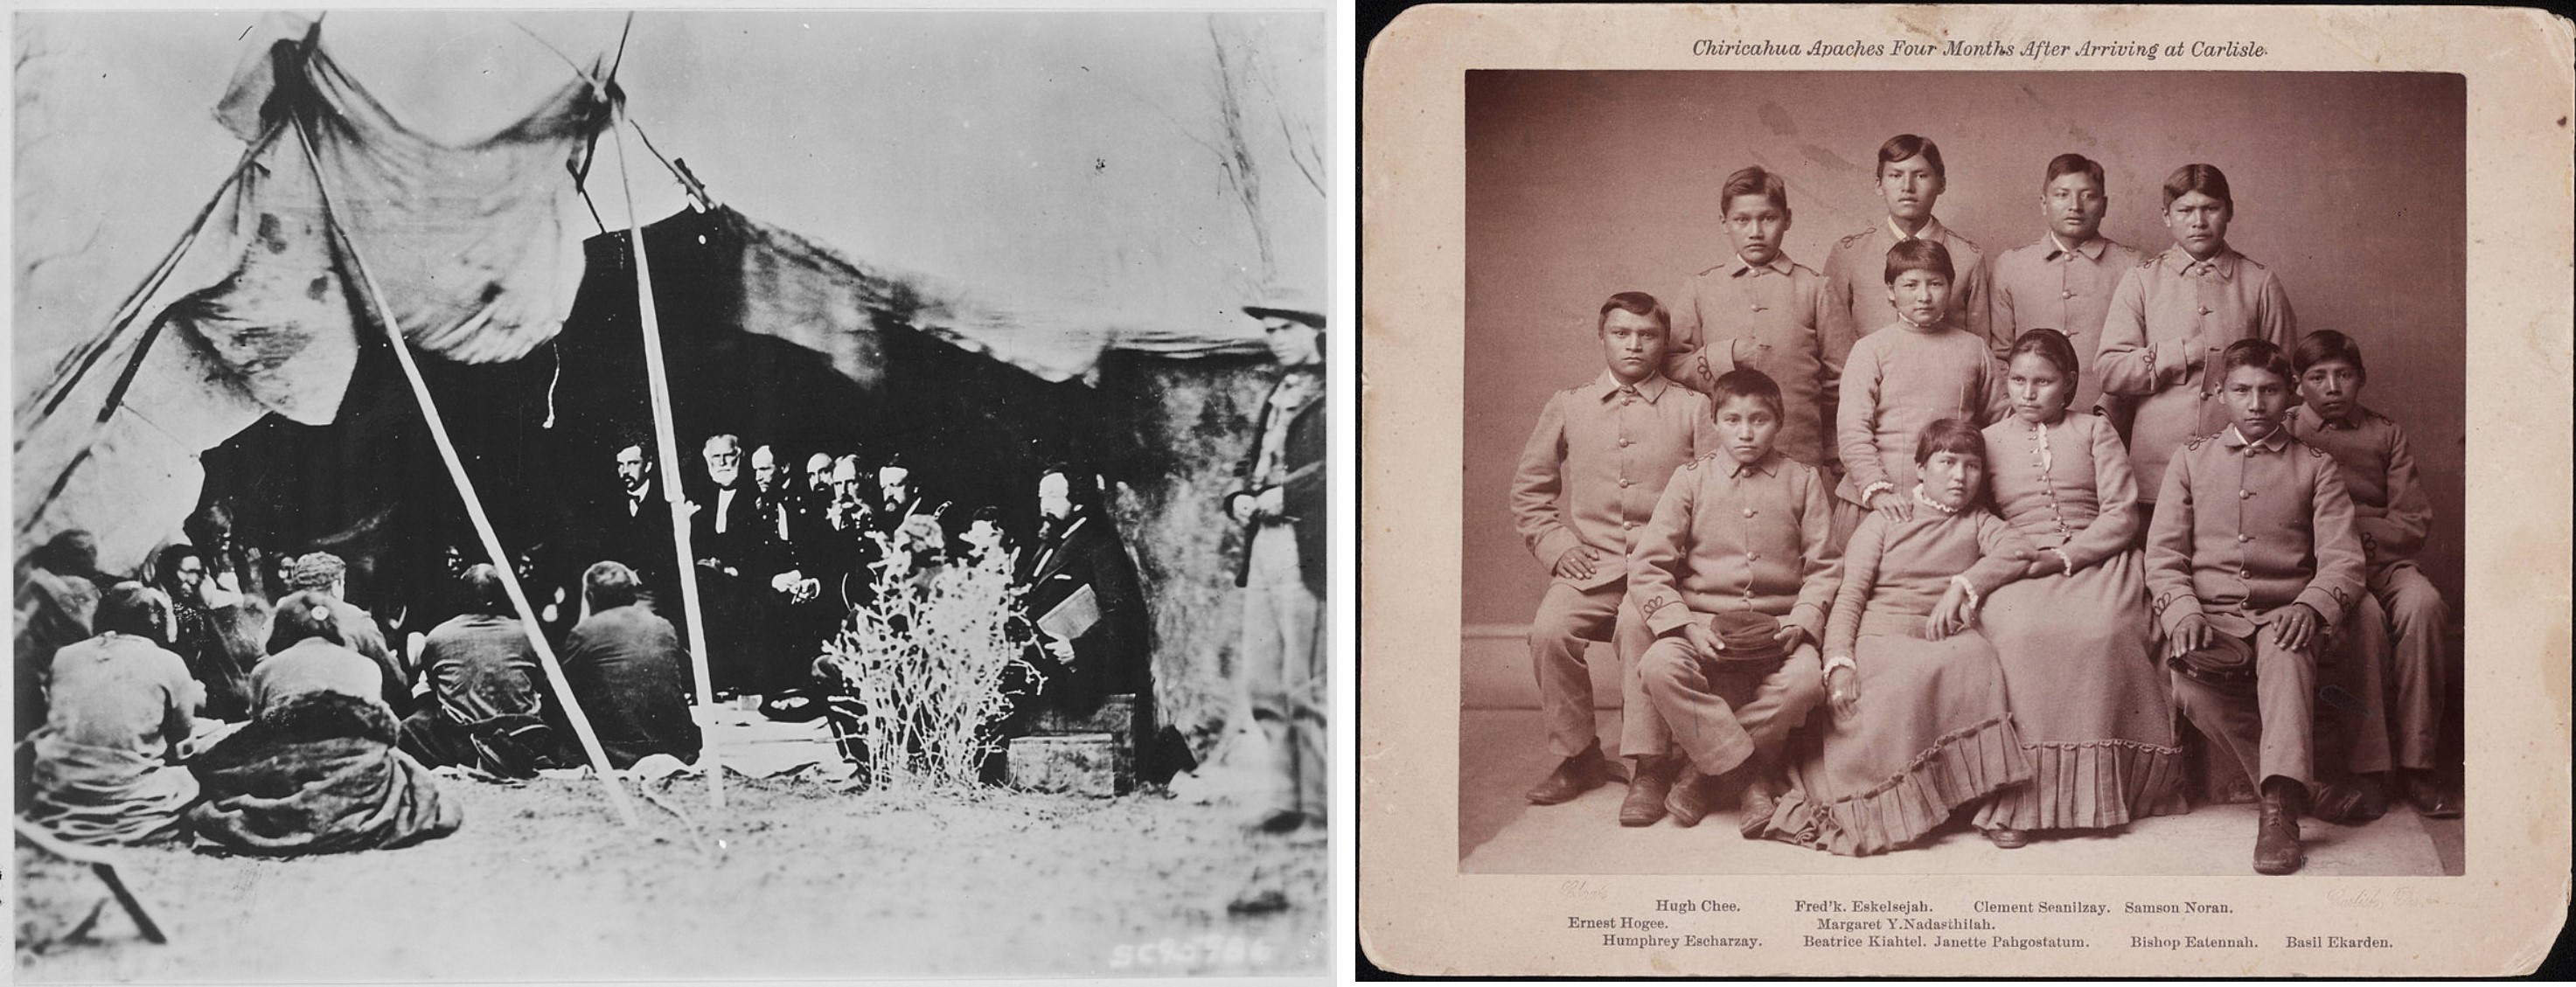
[24,732,199,846]
[186,691,462,856]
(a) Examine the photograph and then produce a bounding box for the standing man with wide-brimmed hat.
[1229,289,1327,836]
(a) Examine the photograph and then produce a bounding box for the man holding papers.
[1015,464,1153,762]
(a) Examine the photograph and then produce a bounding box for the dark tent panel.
[198,205,1278,747]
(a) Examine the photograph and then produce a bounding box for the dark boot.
[1619,755,1675,826]
[2403,768,2460,818]
[2308,774,2388,825]
[2254,779,2307,875]
[1665,763,1717,828]
[1527,743,1617,805]
[1737,772,1781,840]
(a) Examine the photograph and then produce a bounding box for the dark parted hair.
[2220,337,2297,384]
[1719,165,1792,222]
[1876,134,1946,180]
[2161,163,2233,210]
[1883,238,1955,285]
[153,544,203,591]
[31,529,99,577]
[96,582,174,644]
[2293,330,2367,378]
[2043,152,2106,191]
[183,504,233,550]
[583,561,641,612]
[2007,328,2082,381]
[460,563,512,617]
[1709,368,1786,421]
[1913,417,1988,467]
[268,590,347,651]
[1596,291,1671,336]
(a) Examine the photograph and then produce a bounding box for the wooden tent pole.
[611,106,728,809]
[289,115,641,828]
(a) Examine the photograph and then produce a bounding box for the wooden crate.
[1032,693,1138,737]
[1006,732,1133,796]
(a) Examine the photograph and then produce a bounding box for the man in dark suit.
[817,455,874,612]
[556,561,702,768]
[1011,464,1152,753]
[689,434,761,574]
[1226,291,1326,834]
[748,444,829,701]
[688,434,764,698]
[600,441,682,623]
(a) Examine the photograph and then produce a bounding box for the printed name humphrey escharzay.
[1690,38,2268,59]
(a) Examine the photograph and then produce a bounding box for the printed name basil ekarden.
[1689,39,2267,59]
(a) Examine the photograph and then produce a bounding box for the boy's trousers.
[1637,633,1826,776]
[1528,580,1653,760]
[2337,560,2451,774]
[2170,631,2318,792]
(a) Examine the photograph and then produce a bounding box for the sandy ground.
[15,773,1327,980]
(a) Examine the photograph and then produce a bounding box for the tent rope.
[542,339,564,428]
[289,110,643,829]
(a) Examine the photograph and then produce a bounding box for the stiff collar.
[1592,369,1672,403]
[2222,423,2291,454]
[2292,403,2364,432]
[1887,214,1948,243]
[2043,232,2108,261]
[2162,244,2240,282]
[1730,254,1796,278]
[1726,450,1784,478]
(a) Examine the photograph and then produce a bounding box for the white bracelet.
[1822,654,1857,678]
[2050,547,2076,575]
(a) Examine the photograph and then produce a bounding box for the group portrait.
[1458,70,2466,878]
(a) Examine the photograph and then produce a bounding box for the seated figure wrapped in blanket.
[23,582,204,846]
[186,591,463,855]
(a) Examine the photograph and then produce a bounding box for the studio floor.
[1459,709,2466,877]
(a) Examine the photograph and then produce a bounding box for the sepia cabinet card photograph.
[10,3,1335,981]
[1361,3,2572,977]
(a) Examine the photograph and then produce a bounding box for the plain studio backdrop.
[1459,72,2466,672]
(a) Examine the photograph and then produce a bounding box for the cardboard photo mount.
[1361,4,2573,977]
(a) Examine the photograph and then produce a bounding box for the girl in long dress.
[1761,419,2043,856]
[1973,330,2186,844]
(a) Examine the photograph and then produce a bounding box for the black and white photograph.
[11,7,1329,979]
[1458,69,2467,877]
[1362,5,2573,977]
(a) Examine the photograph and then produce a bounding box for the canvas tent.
[15,15,1309,753]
